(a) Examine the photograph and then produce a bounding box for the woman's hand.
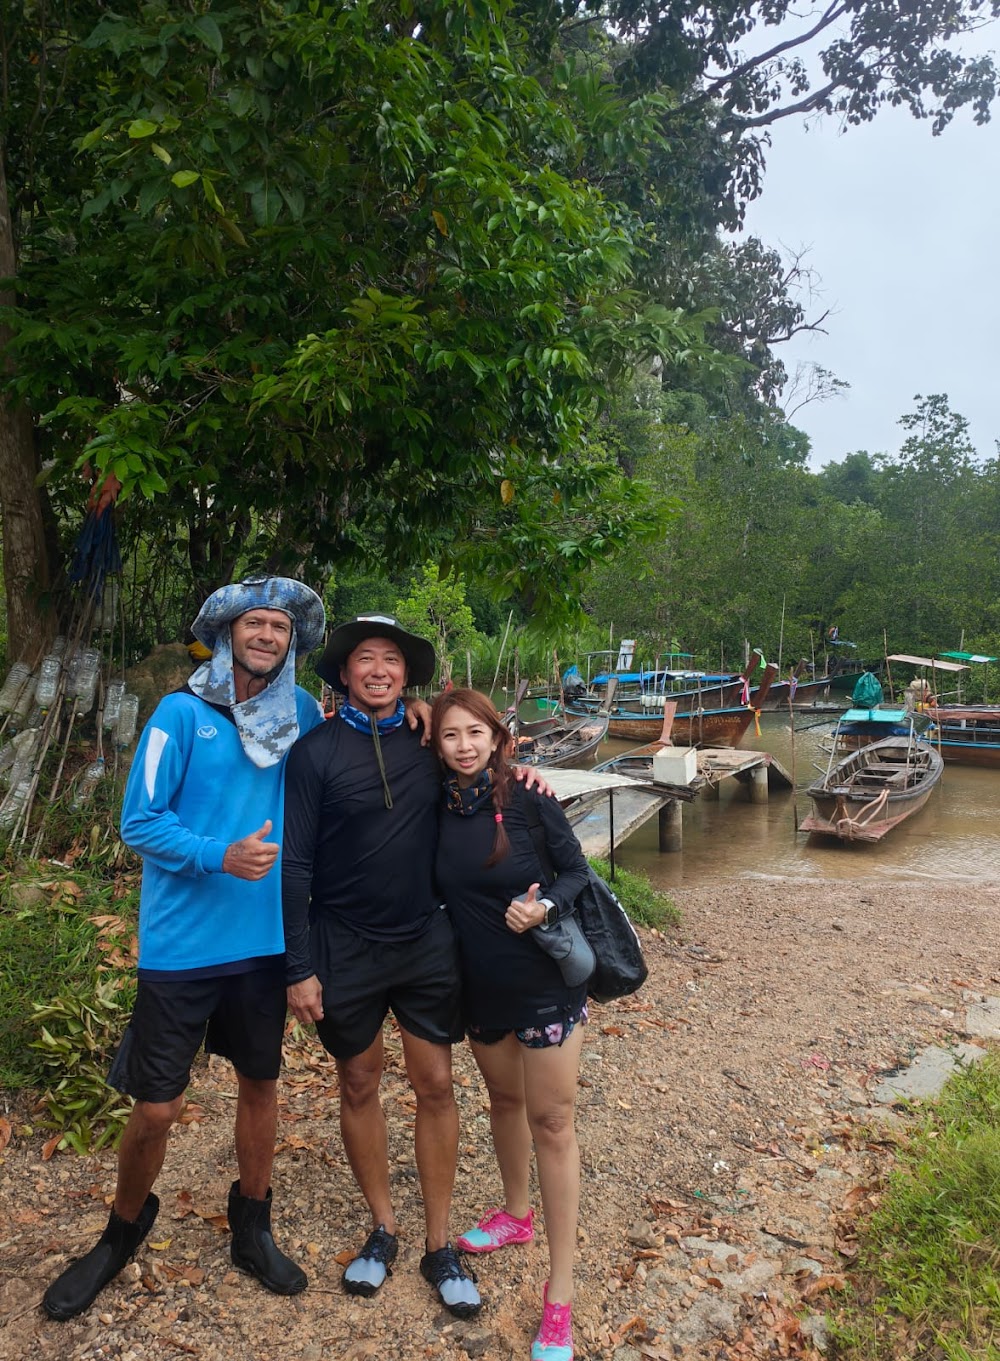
[506,882,546,933]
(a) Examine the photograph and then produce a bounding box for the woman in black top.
[433,688,590,1361]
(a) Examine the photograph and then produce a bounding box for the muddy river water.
[594,711,1000,889]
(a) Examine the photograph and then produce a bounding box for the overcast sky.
[741,47,1000,472]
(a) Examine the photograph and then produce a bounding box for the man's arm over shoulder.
[120,696,228,877]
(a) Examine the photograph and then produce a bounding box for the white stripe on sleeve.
[144,727,170,801]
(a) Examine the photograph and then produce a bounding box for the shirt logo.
[197,725,218,740]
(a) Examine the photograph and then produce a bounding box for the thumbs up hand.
[222,820,280,880]
[505,883,546,934]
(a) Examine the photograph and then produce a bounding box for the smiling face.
[340,635,408,719]
[231,607,293,687]
[435,703,502,788]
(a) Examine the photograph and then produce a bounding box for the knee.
[339,1065,381,1111]
[131,1096,184,1140]
[413,1074,456,1117]
[528,1104,575,1148]
[236,1075,276,1113]
[487,1086,526,1121]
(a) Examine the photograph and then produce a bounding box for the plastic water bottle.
[35,653,62,709]
[51,635,66,656]
[98,579,119,632]
[0,662,32,714]
[73,649,100,712]
[115,692,140,747]
[12,670,37,721]
[0,728,39,830]
[72,757,105,808]
[103,679,125,729]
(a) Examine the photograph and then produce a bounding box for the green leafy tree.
[394,563,480,686]
[4,1,1000,652]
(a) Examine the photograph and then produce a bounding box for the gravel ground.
[2,876,999,1361]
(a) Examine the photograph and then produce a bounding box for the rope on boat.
[834,786,889,840]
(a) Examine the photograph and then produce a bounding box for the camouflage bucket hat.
[192,576,325,654]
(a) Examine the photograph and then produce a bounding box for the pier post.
[750,763,769,804]
[658,799,682,852]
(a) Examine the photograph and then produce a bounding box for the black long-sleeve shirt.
[434,781,590,1030]
[282,718,441,983]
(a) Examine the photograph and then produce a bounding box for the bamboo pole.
[490,610,514,702]
[883,629,894,703]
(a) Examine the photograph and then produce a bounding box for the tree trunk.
[0,144,52,661]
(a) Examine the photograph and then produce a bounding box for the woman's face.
[436,704,501,788]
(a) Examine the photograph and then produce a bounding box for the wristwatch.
[541,899,558,928]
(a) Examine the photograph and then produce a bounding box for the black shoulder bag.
[521,793,648,1005]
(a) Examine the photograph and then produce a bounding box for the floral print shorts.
[468,1003,588,1050]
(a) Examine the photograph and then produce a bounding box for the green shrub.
[0,870,137,1149]
[832,1051,1000,1360]
[0,877,105,1086]
[31,977,136,1152]
[588,857,678,930]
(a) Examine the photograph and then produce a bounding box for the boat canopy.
[886,654,969,672]
[840,707,910,724]
[939,651,998,664]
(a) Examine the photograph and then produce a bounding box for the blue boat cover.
[840,708,909,724]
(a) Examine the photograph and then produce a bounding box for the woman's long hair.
[432,688,517,866]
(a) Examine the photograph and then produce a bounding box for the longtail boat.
[574,664,776,747]
[800,716,943,842]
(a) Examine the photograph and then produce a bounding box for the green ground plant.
[588,857,679,930]
[0,867,138,1150]
[831,1050,1000,1361]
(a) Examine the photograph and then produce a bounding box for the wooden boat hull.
[930,738,1000,768]
[758,677,831,710]
[591,707,754,746]
[512,713,609,767]
[570,662,776,748]
[799,737,943,842]
[925,706,1000,767]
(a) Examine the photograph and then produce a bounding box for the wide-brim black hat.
[316,614,436,693]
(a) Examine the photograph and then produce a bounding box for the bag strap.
[518,785,556,883]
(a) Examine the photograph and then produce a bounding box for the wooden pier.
[541,749,794,859]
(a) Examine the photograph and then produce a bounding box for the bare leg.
[336,1034,396,1234]
[522,1024,584,1304]
[400,1030,458,1251]
[113,1096,184,1221]
[234,1073,278,1199]
[469,1034,532,1219]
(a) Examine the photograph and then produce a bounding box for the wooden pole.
[883,629,893,702]
[777,594,786,676]
[490,610,514,701]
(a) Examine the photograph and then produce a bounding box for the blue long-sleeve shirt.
[121,687,323,976]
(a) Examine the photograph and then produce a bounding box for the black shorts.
[107,965,287,1103]
[313,908,463,1061]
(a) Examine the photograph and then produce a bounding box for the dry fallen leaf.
[41,1133,62,1161]
[176,1104,207,1126]
[0,1116,12,1152]
[801,1272,847,1300]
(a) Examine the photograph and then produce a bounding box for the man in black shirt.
[282,616,482,1317]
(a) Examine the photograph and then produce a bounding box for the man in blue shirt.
[43,576,327,1322]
